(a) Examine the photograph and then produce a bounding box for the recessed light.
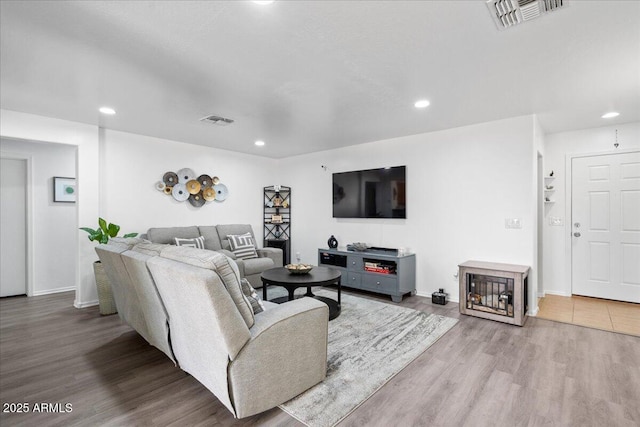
[414,99,430,109]
[255,140,265,146]
[601,112,620,119]
[99,107,116,115]
[253,1,275,5]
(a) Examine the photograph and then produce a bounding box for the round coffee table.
[261,266,342,320]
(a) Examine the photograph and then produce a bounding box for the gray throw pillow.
[240,279,264,314]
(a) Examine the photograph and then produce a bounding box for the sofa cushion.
[131,242,169,256]
[243,257,275,276]
[175,236,205,249]
[107,236,146,251]
[197,226,223,251]
[147,226,200,244]
[159,246,255,328]
[228,233,258,260]
[240,279,264,314]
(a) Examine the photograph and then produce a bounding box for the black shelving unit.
[263,186,291,264]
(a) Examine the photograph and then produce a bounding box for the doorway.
[571,150,640,303]
[0,157,28,297]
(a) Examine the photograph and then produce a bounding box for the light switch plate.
[549,217,564,226]
[505,218,522,229]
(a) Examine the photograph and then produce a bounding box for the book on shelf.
[364,266,394,274]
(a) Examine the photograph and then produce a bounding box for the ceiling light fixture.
[255,140,265,146]
[414,100,430,109]
[601,112,620,119]
[253,1,275,5]
[99,106,116,115]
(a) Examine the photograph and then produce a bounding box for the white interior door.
[0,157,28,297]
[571,151,640,303]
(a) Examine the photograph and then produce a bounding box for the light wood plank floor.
[538,294,640,336]
[1,290,639,427]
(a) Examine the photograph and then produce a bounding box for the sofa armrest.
[228,298,328,418]
[256,247,283,267]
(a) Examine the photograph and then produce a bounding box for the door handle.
[573,232,581,237]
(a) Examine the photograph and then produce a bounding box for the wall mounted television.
[332,166,406,219]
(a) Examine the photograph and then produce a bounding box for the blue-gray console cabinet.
[318,248,416,302]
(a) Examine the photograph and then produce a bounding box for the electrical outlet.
[505,218,522,229]
[549,217,564,226]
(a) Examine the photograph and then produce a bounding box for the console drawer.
[347,256,363,271]
[346,272,362,287]
[362,275,398,293]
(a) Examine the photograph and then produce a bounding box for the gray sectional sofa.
[95,239,328,418]
[144,224,282,288]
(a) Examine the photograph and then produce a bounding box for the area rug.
[277,289,458,427]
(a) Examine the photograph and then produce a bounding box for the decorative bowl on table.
[285,264,313,275]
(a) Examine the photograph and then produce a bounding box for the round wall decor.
[158,168,228,208]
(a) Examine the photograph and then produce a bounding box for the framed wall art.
[53,176,76,203]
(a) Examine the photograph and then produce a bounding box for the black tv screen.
[332,166,406,218]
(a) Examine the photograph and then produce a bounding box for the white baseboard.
[74,299,98,309]
[32,286,75,296]
[543,290,572,297]
[528,307,539,317]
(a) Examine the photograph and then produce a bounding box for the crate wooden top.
[458,260,530,274]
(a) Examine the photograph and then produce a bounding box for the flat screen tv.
[332,166,406,219]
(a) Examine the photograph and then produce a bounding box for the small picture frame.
[53,176,76,203]
[271,214,283,224]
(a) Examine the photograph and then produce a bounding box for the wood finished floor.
[1,290,639,427]
[537,294,640,336]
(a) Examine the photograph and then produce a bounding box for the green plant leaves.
[107,222,120,238]
[80,219,137,243]
[98,217,107,233]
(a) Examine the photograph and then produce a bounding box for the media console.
[317,248,416,302]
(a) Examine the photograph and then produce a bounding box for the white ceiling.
[1,1,639,158]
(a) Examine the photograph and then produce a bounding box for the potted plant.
[80,218,138,315]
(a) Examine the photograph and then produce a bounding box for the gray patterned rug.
[275,288,458,427]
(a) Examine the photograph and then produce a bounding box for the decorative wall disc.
[157,168,227,208]
[163,172,178,186]
[188,192,206,207]
[177,168,196,184]
[172,183,190,201]
[213,183,228,201]
[202,187,216,201]
[197,174,213,188]
[186,179,201,194]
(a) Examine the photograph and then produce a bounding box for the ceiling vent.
[486,0,568,30]
[200,115,234,126]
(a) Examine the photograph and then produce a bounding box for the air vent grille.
[200,115,234,126]
[487,0,567,30]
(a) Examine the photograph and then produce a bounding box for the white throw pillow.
[174,235,205,249]
[228,233,258,260]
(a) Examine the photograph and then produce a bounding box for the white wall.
[542,121,640,296]
[279,115,537,303]
[101,130,278,239]
[0,138,77,295]
[0,109,100,307]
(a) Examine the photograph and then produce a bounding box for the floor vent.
[200,115,234,126]
[486,0,567,30]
